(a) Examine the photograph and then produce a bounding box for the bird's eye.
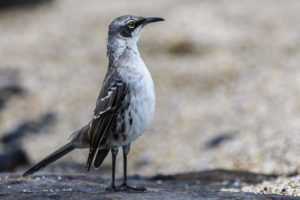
[127,20,135,28]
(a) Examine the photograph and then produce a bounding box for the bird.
[23,15,164,192]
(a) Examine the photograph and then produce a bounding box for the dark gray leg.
[118,144,146,192]
[106,147,118,191]
[122,144,130,185]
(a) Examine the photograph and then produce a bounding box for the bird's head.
[107,15,164,63]
[108,15,164,42]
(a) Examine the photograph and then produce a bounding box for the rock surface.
[0,170,299,200]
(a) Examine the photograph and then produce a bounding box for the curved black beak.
[142,17,164,25]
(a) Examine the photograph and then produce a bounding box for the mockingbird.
[23,15,164,192]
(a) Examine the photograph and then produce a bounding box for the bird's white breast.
[115,50,155,145]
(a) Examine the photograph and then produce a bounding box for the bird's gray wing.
[86,68,127,171]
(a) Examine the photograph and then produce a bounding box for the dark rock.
[205,132,236,149]
[1,113,56,145]
[0,69,25,110]
[0,113,56,172]
[0,147,29,172]
[0,0,54,9]
[0,85,25,110]
[0,85,24,110]
[168,39,196,55]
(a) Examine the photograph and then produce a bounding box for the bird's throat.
[107,36,139,67]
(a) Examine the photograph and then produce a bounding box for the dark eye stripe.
[119,18,144,37]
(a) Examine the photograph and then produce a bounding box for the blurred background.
[0,0,300,178]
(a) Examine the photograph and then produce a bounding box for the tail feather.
[93,149,109,168]
[23,143,75,177]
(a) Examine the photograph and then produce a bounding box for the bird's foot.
[105,185,118,192]
[106,183,146,192]
[117,183,147,192]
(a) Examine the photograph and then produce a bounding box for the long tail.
[23,142,75,177]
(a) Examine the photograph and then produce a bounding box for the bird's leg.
[106,147,118,192]
[117,144,146,192]
[121,144,130,186]
[122,144,130,185]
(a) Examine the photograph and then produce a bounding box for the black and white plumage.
[23,15,164,192]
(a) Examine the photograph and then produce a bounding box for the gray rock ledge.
[0,170,299,200]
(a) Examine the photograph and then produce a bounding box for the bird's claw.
[105,185,118,192]
[106,183,146,192]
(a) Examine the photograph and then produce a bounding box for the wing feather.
[86,69,127,171]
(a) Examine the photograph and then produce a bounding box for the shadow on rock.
[149,169,278,184]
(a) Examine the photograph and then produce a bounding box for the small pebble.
[233,179,240,187]
[62,188,72,192]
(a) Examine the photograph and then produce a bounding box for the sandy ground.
[0,0,300,186]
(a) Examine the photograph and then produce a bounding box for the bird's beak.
[142,17,164,26]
